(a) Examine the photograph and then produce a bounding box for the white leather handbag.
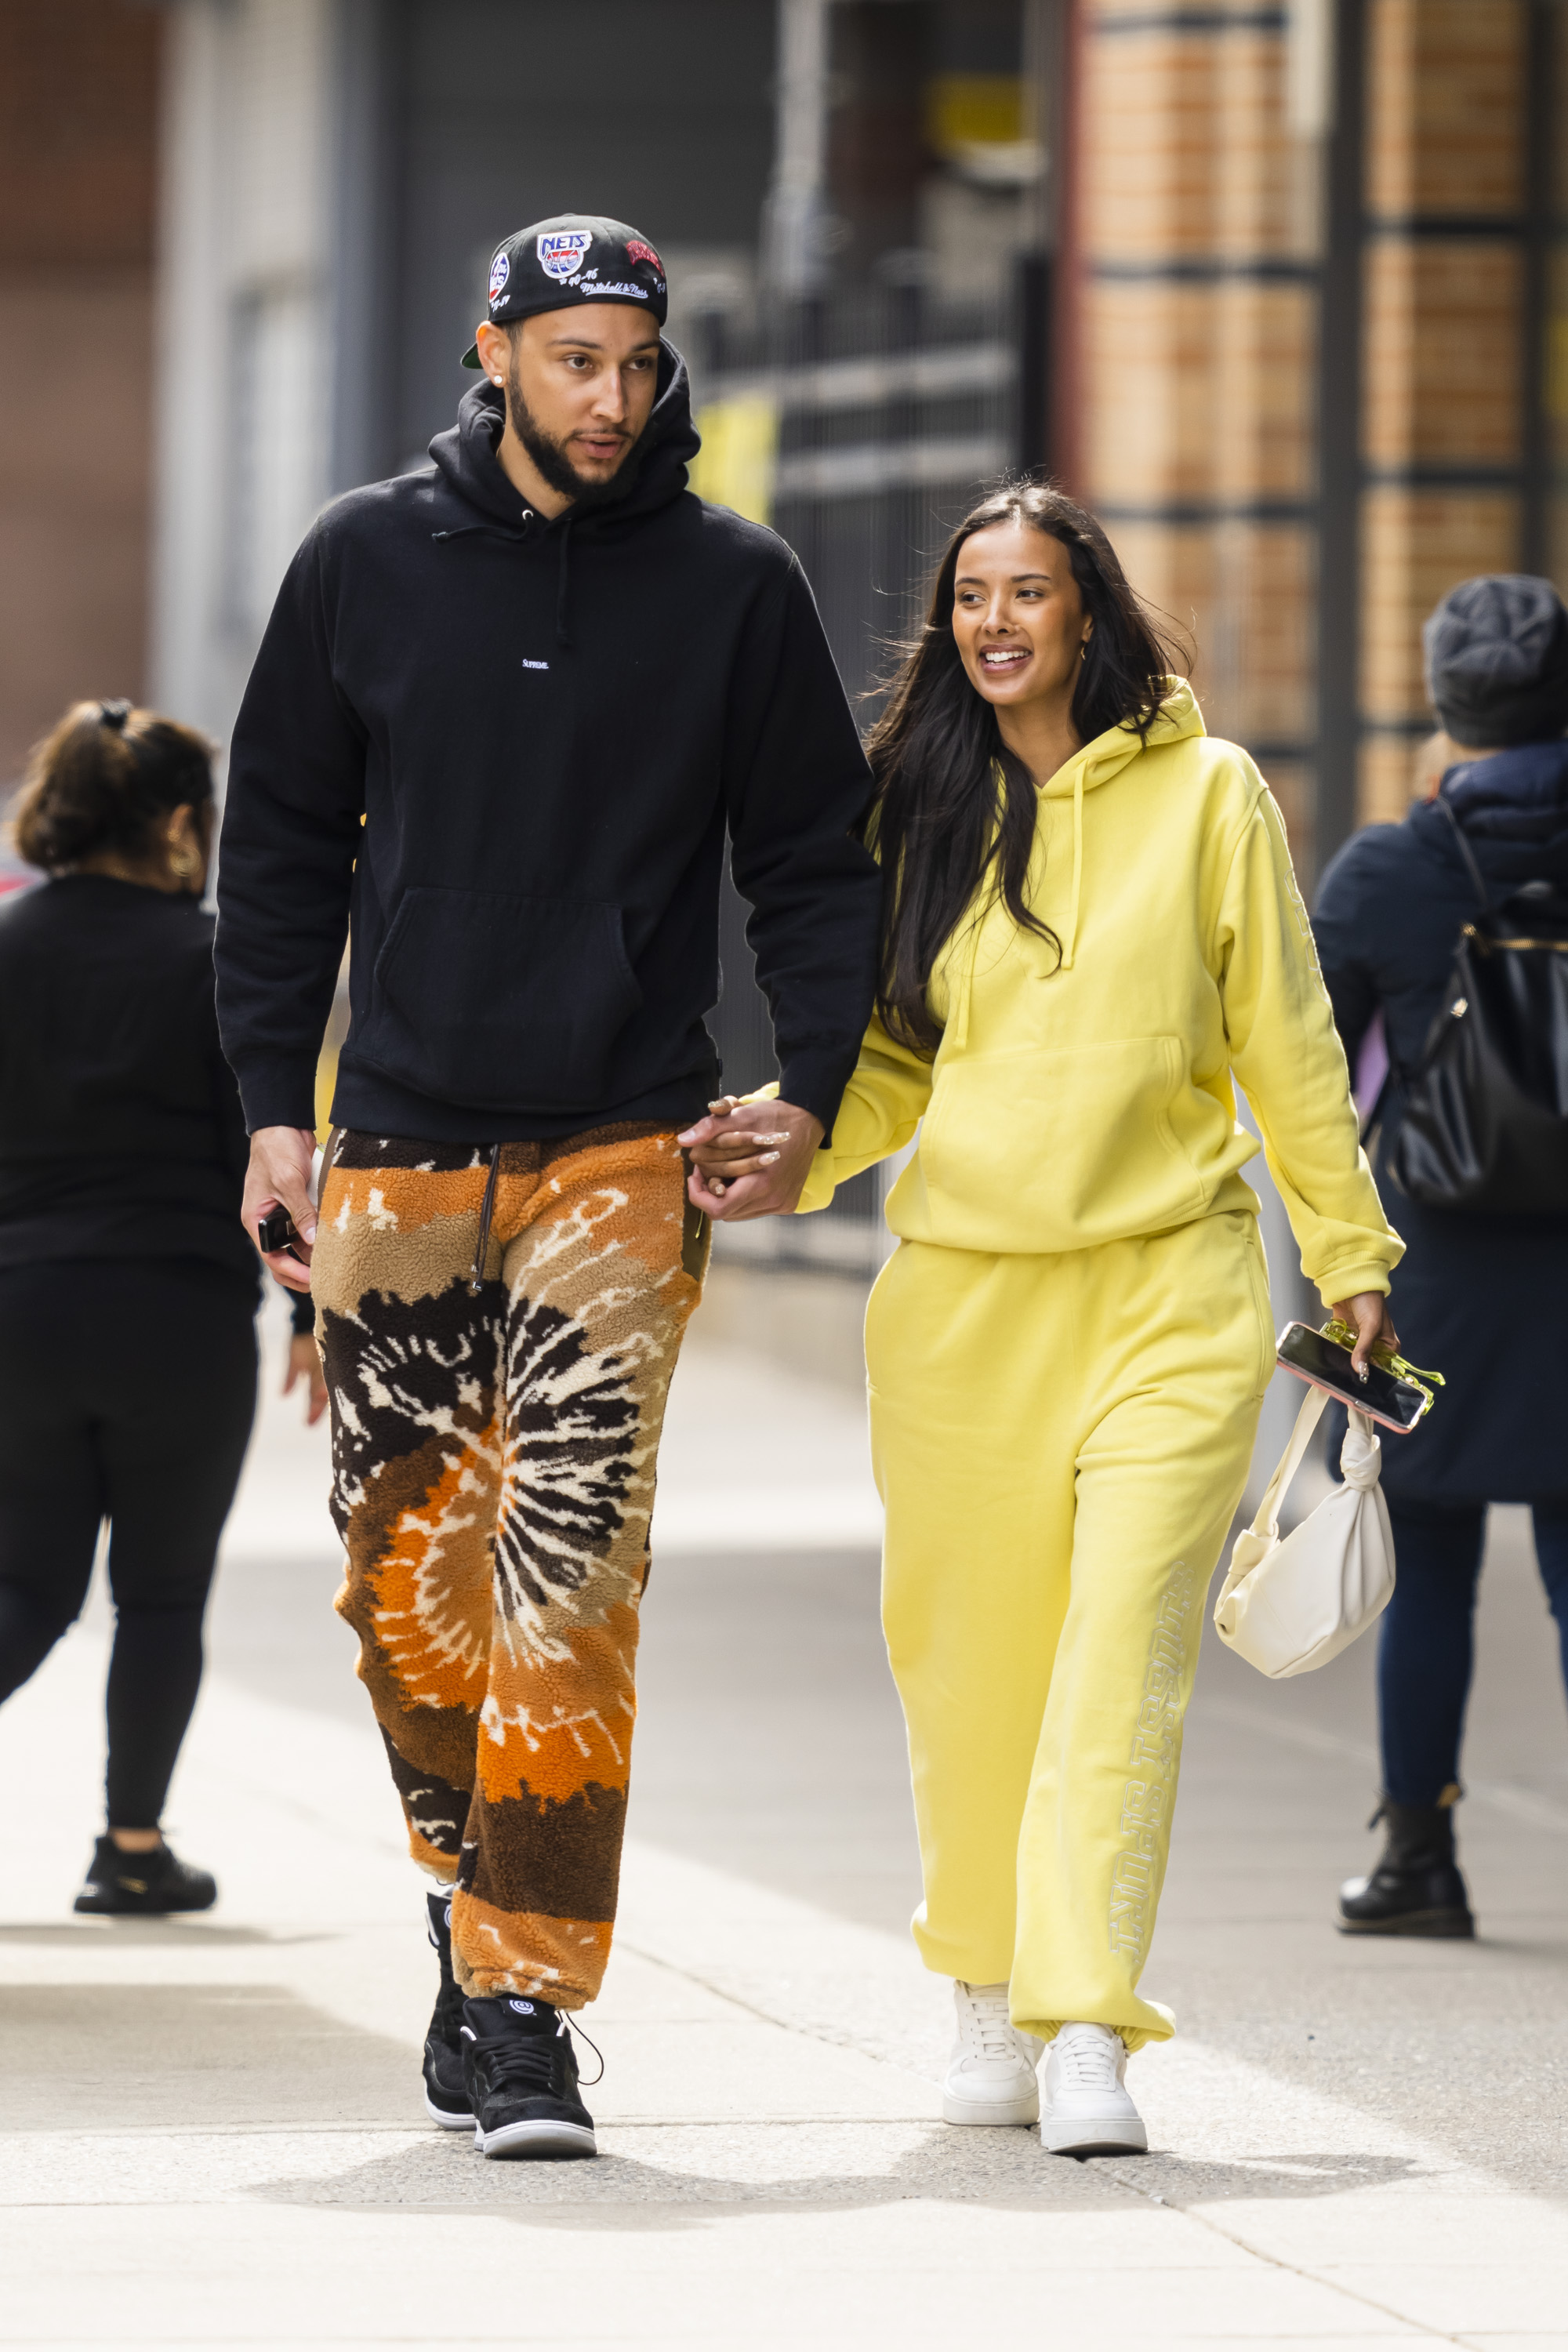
[1213,1386,1396,1679]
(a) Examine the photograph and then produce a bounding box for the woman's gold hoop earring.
[1080,641,1089,662]
[170,848,199,884]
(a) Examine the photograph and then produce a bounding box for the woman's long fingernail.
[760,1151,780,1165]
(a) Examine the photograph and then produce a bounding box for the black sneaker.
[461,1994,597,2160]
[73,1835,216,1917]
[423,1889,471,2129]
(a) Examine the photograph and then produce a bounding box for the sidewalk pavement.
[2,1298,1566,2349]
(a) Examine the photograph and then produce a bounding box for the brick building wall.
[1070,0,1319,863]
[1359,0,1544,820]
[0,0,162,791]
[1066,0,1563,878]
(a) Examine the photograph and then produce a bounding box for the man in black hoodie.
[215,216,880,2160]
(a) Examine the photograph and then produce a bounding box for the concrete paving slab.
[0,2197,1436,2347]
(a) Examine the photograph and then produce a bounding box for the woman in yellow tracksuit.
[684,484,1402,2155]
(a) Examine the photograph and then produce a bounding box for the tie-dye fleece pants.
[312,1123,707,2007]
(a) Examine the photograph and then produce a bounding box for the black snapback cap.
[462,212,669,367]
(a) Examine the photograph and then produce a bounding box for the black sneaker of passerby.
[73,1834,216,1916]
[423,1888,471,2129]
[461,1993,597,2159]
[1337,1799,1475,1937]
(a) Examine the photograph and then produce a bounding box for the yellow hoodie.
[791,684,1402,1307]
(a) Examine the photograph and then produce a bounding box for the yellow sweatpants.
[866,1210,1272,2051]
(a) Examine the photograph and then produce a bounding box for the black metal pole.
[1015,249,1053,479]
[1519,0,1553,577]
[1314,0,1367,882]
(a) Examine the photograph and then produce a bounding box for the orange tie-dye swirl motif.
[313,1123,707,2007]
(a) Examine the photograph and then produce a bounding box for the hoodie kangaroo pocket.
[359,886,642,1113]
[919,1034,1203,1253]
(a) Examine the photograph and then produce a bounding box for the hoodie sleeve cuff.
[775,1046,858,1142]
[1313,1262,1393,1311]
[234,1065,321,1137]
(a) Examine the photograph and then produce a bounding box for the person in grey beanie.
[1312,573,1568,1937]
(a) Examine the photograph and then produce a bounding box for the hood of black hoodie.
[427,340,701,540]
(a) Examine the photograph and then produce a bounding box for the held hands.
[243,1124,318,1294]
[679,1096,825,1221]
[1330,1290,1399,1379]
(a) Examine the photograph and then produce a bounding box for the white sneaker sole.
[942,2082,1040,2128]
[476,2118,598,2161]
[423,2086,473,2130]
[1042,2112,1149,2156]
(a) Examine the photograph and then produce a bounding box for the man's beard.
[503,368,647,510]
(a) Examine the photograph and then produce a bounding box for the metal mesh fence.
[690,276,1019,1274]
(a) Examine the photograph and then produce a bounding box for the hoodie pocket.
[918,1034,1205,1253]
[358,886,642,1113]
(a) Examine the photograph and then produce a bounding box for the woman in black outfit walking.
[0,699,323,1915]
[1314,576,1568,1936]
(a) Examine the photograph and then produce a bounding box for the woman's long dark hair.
[867,481,1185,1055]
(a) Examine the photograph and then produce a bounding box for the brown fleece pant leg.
[314,1125,706,2006]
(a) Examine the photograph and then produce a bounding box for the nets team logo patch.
[538,229,592,281]
[488,249,510,306]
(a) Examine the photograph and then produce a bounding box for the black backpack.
[1388,797,1568,1215]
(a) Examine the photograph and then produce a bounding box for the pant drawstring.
[468,1144,501,1294]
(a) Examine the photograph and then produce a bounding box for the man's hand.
[1331,1290,1399,1378]
[244,1124,318,1294]
[284,1332,329,1425]
[679,1096,825,1222]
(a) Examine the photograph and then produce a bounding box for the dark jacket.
[1313,742,1568,1502]
[0,877,260,1298]
[214,354,882,1145]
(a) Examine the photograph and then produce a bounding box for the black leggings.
[0,1259,257,1827]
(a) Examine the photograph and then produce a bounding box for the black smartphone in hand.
[258,1205,303,1260]
[1276,1321,1430,1435]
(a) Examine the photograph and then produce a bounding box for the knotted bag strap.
[1243,1385,1330,1546]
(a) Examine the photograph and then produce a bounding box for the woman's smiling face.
[950,521,1091,710]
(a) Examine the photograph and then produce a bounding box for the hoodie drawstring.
[1061,766,1085,971]
[468,1144,502,1294]
[555,518,574,646]
[950,909,985,1054]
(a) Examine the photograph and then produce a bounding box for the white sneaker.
[1040,2021,1148,2154]
[942,1981,1044,2126]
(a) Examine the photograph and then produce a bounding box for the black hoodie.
[214,353,880,1143]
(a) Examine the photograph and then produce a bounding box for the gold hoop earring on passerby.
[170,848,200,887]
